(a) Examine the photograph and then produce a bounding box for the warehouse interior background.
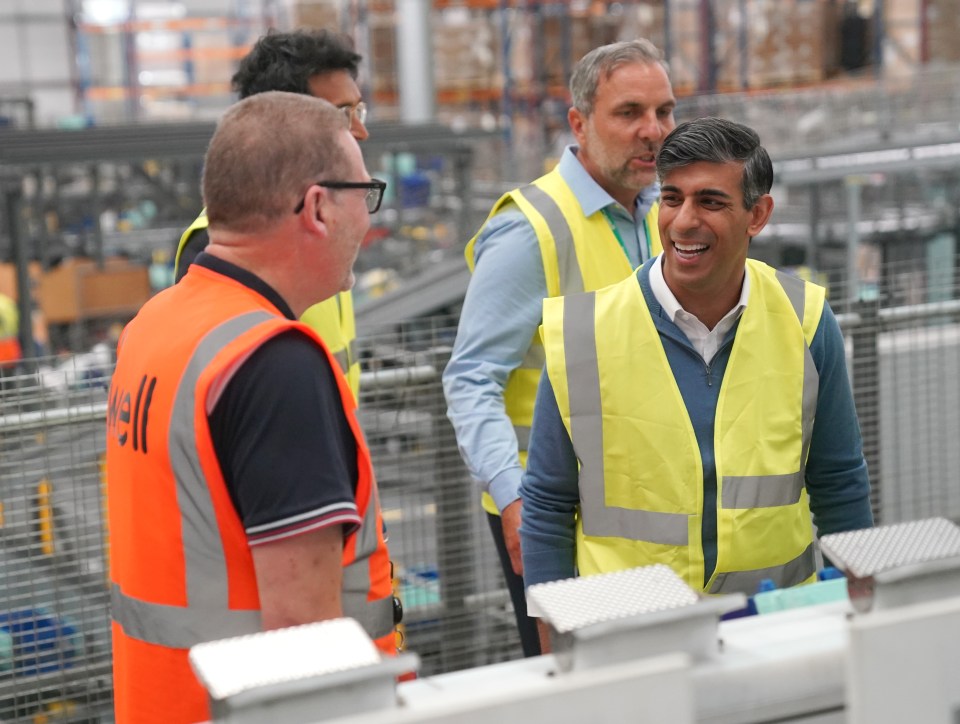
[0,0,959,351]
[1,1,960,722]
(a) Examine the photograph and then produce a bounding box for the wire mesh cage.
[0,258,959,720]
[355,316,523,675]
[0,347,114,723]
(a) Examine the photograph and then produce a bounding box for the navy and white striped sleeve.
[209,329,362,546]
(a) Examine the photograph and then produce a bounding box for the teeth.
[675,242,707,252]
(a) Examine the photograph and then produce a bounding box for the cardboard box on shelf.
[0,262,42,302]
[292,0,343,30]
[37,258,152,325]
[927,0,960,63]
[723,0,831,90]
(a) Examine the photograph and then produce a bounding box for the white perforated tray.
[527,564,699,634]
[820,517,960,578]
[189,618,381,700]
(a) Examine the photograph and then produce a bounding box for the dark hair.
[232,29,362,99]
[656,117,773,209]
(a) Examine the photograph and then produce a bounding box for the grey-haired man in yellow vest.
[443,40,677,657]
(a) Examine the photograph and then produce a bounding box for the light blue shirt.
[442,145,660,512]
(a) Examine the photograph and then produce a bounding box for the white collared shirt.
[648,255,751,365]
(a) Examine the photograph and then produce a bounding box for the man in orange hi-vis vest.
[105,92,393,724]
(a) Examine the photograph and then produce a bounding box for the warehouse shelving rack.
[65,0,278,123]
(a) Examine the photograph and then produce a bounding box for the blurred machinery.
[191,518,960,724]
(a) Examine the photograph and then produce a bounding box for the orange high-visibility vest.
[106,263,393,724]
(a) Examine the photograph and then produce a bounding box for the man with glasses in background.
[108,92,391,724]
[174,28,370,400]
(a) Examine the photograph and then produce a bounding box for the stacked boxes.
[291,0,343,31]
[885,0,922,78]
[924,0,960,64]
[433,8,500,103]
[884,0,960,77]
[716,0,834,90]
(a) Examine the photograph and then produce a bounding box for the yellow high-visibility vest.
[465,166,661,515]
[541,259,824,594]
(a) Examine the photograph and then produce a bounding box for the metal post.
[698,0,716,93]
[846,175,862,312]
[90,164,105,266]
[809,184,821,270]
[453,144,474,252]
[3,181,37,368]
[919,0,930,64]
[850,300,881,523]
[430,346,478,671]
[738,0,749,90]
[559,3,572,89]
[872,0,885,77]
[663,0,672,65]
[532,1,545,125]
[395,0,435,124]
[500,0,514,151]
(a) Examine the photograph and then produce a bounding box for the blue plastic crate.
[0,607,83,676]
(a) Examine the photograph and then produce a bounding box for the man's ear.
[568,106,587,147]
[299,186,330,233]
[747,194,774,238]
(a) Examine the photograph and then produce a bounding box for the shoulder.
[243,328,336,384]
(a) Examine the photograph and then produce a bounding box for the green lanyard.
[601,207,650,263]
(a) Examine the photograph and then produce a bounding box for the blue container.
[398,173,432,209]
[0,607,83,676]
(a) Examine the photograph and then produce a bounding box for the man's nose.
[352,116,370,141]
[672,199,700,231]
[636,111,664,142]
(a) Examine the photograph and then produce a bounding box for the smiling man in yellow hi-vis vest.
[175,30,369,400]
[443,39,677,657]
[520,117,873,652]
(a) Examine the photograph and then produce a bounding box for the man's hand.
[501,499,524,576]
[536,618,552,654]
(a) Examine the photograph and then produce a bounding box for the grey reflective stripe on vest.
[111,583,259,649]
[342,585,394,639]
[721,271,819,509]
[564,292,690,546]
[708,542,816,594]
[519,342,546,371]
[510,177,585,453]
[514,425,531,453]
[113,311,273,648]
[332,339,357,375]
[516,184,584,295]
[513,344,545,452]
[113,311,387,648]
[341,464,393,638]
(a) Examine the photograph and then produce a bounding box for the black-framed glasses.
[293,178,387,214]
[338,101,367,126]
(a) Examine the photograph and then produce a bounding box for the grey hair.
[656,117,773,209]
[570,39,668,116]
